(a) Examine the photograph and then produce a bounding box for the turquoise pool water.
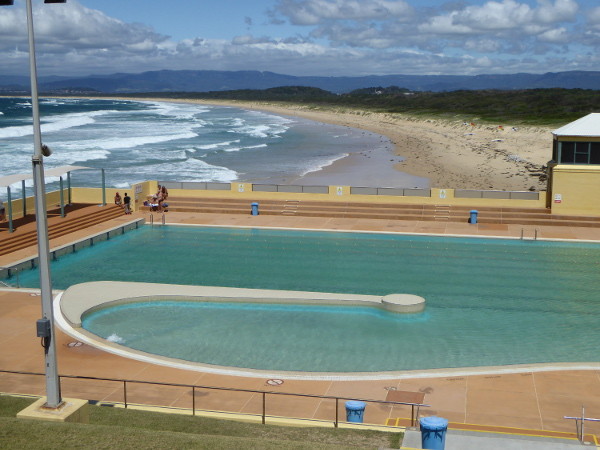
[13,225,600,372]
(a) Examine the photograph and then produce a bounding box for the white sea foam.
[63,131,198,152]
[223,143,268,152]
[230,124,274,138]
[0,109,117,139]
[144,101,210,121]
[197,140,240,150]
[54,148,111,164]
[130,157,238,183]
[0,111,4,115]
[299,153,350,177]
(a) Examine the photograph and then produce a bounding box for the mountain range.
[2,70,599,94]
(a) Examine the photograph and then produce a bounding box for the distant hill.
[2,70,600,94]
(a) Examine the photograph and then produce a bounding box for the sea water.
[0,97,392,198]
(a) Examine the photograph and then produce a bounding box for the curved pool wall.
[59,281,423,327]
[56,281,600,380]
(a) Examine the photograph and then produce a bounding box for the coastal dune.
[190,99,554,191]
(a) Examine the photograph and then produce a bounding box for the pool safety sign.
[554,194,562,203]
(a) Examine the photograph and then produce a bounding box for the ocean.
[0,97,397,198]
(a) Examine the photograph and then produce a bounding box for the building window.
[559,141,600,164]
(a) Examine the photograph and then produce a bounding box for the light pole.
[1,0,67,409]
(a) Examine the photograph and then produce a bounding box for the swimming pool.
[15,225,600,373]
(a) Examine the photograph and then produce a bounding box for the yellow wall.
[153,184,547,209]
[3,182,549,220]
[549,165,600,216]
[6,189,62,218]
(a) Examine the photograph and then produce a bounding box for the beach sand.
[186,99,555,191]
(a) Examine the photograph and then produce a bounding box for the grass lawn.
[0,395,402,449]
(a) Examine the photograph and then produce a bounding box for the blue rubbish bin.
[420,416,448,450]
[345,401,366,423]
[469,209,478,224]
[251,202,259,216]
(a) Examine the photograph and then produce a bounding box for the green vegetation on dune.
[116,86,600,126]
[0,396,401,449]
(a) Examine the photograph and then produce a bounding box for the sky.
[0,0,599,78]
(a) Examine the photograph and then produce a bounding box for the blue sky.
[1,0,599,77]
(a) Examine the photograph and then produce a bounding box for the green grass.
[0,396,402,449]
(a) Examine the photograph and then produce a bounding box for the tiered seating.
[0,204,124,257]
[162,195,600,228]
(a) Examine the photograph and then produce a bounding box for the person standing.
[123,193,131,215]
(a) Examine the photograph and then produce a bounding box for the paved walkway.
[1,210,599,443]
[401,429,587,449]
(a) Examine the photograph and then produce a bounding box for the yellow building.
[549,113,600,216]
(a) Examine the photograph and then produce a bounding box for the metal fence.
[454,189,539,200]
[0,369,428,427]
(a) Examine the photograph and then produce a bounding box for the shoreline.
[185,99,554,191]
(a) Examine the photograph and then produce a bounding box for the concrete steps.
[161,196,600,228]
[0,204,124,257]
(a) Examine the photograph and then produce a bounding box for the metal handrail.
[0,369,428,427]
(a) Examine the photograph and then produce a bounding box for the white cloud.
[0,0,597,78]
[588,6,600,31]
[537,27,569,43]
[272,0,413,25]
[420,0,577,34]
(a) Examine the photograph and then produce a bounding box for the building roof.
[553,113,600,137]
[0,165,90,188]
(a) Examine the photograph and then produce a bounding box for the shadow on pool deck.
[0,211,599,441]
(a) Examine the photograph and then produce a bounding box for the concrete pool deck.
[1,210,600,442]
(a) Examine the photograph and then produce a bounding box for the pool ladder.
[520,228,539,240]
[149,213,166,226]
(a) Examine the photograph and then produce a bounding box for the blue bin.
[345,400,366,423]
[420,416,448,450]
[251,202,259,216]
[469,209,478,224]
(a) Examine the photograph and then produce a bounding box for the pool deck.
[1,210,599,443]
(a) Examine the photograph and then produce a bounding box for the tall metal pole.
[26,0,61,408]
[67,171,71,205]
[7,187,13,233]
[21,179,26,217]
[59,176,64,217]
[101,168,106,206]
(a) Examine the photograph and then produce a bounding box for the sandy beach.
[185,99,554,191]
